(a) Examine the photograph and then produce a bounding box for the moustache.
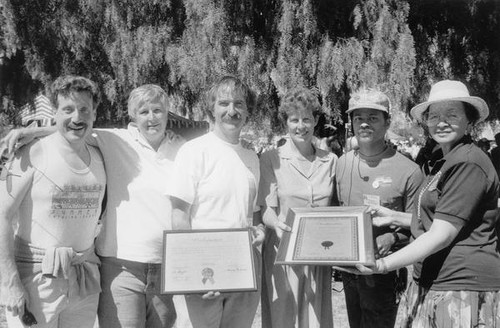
[68,122,87,129]
[223,113,242,121]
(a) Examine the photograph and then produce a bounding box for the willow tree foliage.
[270,0,320,95]
[0,0,498,141]
[317,0,415,131]
[408,0,500,119]
[98,0,184,122]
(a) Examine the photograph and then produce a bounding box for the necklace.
[357,145,388,158]
[417,172,441,220]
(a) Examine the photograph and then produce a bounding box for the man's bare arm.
[0,147,36,318]
[0,126,56,157]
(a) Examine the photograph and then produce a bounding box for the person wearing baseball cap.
[339,80,500,327]
[333,88,423,328]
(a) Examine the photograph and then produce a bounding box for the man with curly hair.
[0,75,106,328]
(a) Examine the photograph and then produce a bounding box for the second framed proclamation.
[275,206,375,266]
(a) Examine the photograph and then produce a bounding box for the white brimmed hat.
[410,80,489,123]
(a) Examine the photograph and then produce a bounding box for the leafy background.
[0,1,497,326]
[1,0,499,144]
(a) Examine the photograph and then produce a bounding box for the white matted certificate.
[276,206,375,266]
[161,228,257,294]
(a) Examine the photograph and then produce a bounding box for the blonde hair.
[127,84,170,119]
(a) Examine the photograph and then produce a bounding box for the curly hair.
[127,84,170,119]
[205,76,255,122]
[50,75,100,110]
[278,88,322,123]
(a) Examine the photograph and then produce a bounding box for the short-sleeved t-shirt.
[167,132,259,229]
[335,147,423,240]
[412,136,500,291]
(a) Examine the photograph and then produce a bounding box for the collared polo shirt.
[412,136,500,290]
[91,124,178,263]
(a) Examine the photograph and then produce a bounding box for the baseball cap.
[347,89,391,114]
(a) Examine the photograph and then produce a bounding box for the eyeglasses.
[425,112,464,126]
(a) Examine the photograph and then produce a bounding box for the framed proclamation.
[275,206,375,266]
[161,228,257,294]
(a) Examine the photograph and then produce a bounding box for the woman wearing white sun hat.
[336,80,500,327]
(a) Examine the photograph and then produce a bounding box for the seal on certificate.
[321,240,334,250]
[202,267,215,285]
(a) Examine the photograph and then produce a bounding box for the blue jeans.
[342,269,406,328]
[97,257,176,328]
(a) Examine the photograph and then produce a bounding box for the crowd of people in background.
[0,76,500,328]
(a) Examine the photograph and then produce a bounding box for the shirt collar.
[427,135,473,175]
[278,138,331,162]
